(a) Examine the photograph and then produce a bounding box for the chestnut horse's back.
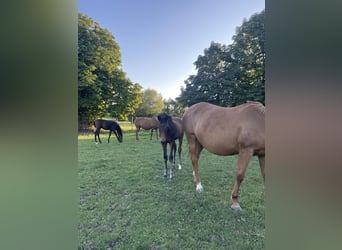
[134,117,159,129]
[183,101,265,156]
[134,117,159,140]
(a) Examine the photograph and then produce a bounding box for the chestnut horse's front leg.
[135,127,140,140]
[149,129,153,140]
[187,135,203,192]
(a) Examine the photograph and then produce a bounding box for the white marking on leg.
[178,164,182,170]
[170,168,173,179]
[196,182,203,192]
[231,204,242,211]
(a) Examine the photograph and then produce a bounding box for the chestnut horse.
[94,119,123,143]
[134,117,159,140]
[157,113,184,180]
[182,101,265,211]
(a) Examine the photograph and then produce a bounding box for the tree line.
[78,10,264,129]
[177,10,265,107]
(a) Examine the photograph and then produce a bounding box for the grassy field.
[78,129,265,249]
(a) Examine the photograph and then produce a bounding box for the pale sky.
[78,0,264,99]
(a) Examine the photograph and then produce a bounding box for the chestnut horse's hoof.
[196,183,203,192]
[231,204,242,211]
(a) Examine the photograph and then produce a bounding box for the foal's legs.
[108,130,112,143]
[177,136,183,170]
[169,141,176,179]
[161,142,168,177]
[231,148,253,211]
[187,135,203,192]
[94,129,101,144]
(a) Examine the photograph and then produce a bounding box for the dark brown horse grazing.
[94,119,123,143]
[157,113,184,180]
[134,117,159,140]
[182,101,265,211]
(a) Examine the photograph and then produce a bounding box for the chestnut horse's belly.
[195,131,240,156]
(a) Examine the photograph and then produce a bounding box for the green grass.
[78,130,265,249]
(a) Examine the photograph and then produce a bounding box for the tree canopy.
[177,10,265,107]
[162,98,185,117]
[135,88,164,117]
[78,13,143,128]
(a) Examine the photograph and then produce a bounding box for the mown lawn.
[78,130,265,249]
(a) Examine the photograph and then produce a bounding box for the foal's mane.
[167,116,176,131]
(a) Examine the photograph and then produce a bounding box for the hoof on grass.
[196,183,203,193]
[231,204,242,212]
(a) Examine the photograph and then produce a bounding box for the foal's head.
[157,113,175,144]
[112,122,123,143]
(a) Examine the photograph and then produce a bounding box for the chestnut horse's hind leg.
[258,155,265,184]
[152,128,159,140]
[231,148,253,211]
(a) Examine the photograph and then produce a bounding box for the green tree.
[229,9,265,104]
[135,88,163,117]
[162,98,185,117]
[78,13,143,127]
[178,42,236,107]
[178,10,265,107]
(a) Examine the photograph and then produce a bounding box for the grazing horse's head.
[113,123,123,143]
[157,113,176,144]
